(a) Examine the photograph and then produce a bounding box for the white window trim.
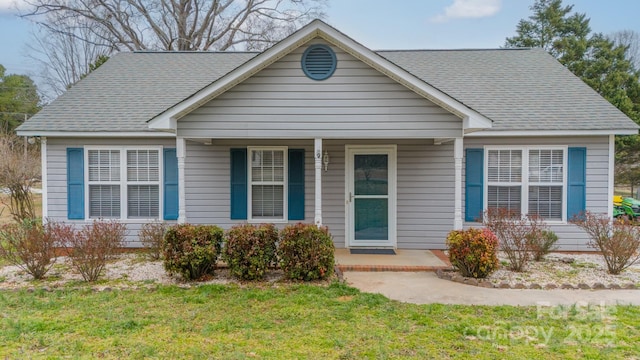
[483,145,568,224]
[84,146,164,222]
[247,146,288,223]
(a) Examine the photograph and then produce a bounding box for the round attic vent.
[301,44,337,80]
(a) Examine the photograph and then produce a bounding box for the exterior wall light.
[323,151,330,171]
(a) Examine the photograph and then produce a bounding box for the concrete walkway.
[344,271,640,306]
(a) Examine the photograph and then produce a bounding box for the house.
[17,20,638,251]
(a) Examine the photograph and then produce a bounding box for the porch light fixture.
[323,151,330,171]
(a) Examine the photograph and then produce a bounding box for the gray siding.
[184,139,454,249]
[177,39,462,139]
[45,137,177,246]
[463,136,611,251]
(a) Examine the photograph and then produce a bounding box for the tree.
[23,0,326,52]
[0,65,41,132]
[505,0,640,194]
[27,12,114,96]
[609,30,640,71]
[505,0,590,68]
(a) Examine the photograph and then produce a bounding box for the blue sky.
[1,0,640,84]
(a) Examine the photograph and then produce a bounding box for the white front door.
[345,145,397,247]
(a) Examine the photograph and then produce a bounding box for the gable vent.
[301,44,337,81]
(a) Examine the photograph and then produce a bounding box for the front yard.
[1,281,639,359]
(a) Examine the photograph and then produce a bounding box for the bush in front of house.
[223,223,278,280]
[446,227,499,279]
[65,219,128,282]
[483,208,547,272]
[278,223,335,281]
[139,221,169,260]
[0,219,74,280]
[527,229,559,262]
[163,224,223,280]
[572,211,640,275]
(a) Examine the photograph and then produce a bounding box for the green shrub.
[0,219,74,280]
[223,223,278,280]
[528,229,559,261]
[139,221,168,260]
[163,224,223,280]
[278,223,335,281]
[65,219,128,282]
[446,228,499,279]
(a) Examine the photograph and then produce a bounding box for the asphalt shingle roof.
[18,47,638,133]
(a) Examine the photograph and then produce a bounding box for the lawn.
[0,282,638,359]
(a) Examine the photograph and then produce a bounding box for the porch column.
[177,136,187,224]
[454,137,463,230]
[41,137,48,223]
[314,138,323,226]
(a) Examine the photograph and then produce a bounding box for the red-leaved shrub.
[163,224,223,280]
[446,227,499,278]
[278,223,335,281]
[223,223,278,280]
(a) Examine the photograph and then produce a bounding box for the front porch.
[334,249,451,272]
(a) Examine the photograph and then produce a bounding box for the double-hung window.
[86,147,161,219]
[248,147,287,221]
[486,147,566,221]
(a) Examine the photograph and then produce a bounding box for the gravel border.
[437,252,640,290]
[0,254,340,291]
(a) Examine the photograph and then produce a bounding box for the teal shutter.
[163,148,179,220]
[67,148,84,219]
[288,149,305,220]
[465,148,484,222]
[230,148,247,220]
[567,147,587,219]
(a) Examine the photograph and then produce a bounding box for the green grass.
[1,282,638,359]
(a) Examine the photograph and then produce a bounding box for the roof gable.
[147,19,493,133]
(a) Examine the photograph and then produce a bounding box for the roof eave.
[465,129,639,137]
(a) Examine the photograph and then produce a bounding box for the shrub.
[64,220,127,282]
[278,223,335,281]
[572,212,640,274]
[139,221,168,260]
[446,228,499,279]
[528,229,559,262]
[163,224,223,280]
[0,219,74,280]
[483,208,546,272]
[223,223,278,280]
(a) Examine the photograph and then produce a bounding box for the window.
[248,147,286,221]
[486,147,566,221]
[87,148,161,219]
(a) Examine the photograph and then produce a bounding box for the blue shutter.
[230,148,247,220]
[567,147,587,220]
[465,148,484,222]
[288,149,305,220]
[67,148,84,219]
[163,148,179,220]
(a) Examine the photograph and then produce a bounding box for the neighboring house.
[17,20,638,250]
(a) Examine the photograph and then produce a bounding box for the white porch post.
[454,137,463,230]
[314,138,323,226]
[40,137,48,223]
[177,137,187,224]
[608,134,615,219]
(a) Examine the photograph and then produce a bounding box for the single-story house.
[17,20,639,250]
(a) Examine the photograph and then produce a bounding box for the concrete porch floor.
[334,249,451,272]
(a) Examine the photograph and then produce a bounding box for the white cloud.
[431,0,501,23]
